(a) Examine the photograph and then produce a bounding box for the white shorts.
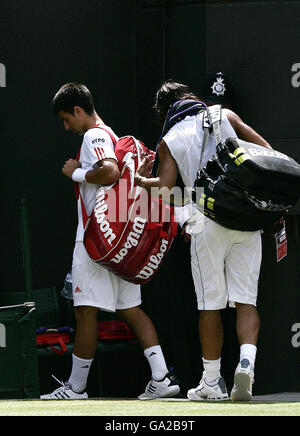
[190,218,262,310]
[71,242,142,311]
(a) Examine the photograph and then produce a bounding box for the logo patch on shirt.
[94,147,106,160]
[92,138,105,144]
[74,286,81,293]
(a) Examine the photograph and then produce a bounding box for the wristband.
[72,168,88,183]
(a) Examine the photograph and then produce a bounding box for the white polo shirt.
[163,111,236,189]
[163,111,236,227]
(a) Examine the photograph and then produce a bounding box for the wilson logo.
[135,239,169,280]
[111,217,146,264]
[94,188,116,245]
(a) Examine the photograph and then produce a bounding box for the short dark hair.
[52,82,95,115]
[154,79,200,127]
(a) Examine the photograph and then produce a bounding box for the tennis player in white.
[40,83,180,400]
[135,79,272,402]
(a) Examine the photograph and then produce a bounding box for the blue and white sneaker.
[40,375,88,400]
[138,372,180,400]
[187,372,228,401]
[230,359,254,402]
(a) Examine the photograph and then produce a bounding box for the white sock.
[202,357,221,384]
[68,354,94,393]
[144,345,168,381]
[240,344,257,368]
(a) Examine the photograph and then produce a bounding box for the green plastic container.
[0,302,40,399]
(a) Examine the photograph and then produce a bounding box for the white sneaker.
[138,372,180,400]
[187,373,228,401]
[40,375,88,400]
[230,359,254,402]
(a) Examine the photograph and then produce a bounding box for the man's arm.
[135,140,178,192]
[62,158,120,185]
[224,109,272,149]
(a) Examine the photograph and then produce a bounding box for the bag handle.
[207,104,222,147]
[198,104,222,170]
[48,336,68,355]
[36,334,68,355]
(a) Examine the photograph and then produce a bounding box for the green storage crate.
[0,302,40,399]
[0,287,60,329]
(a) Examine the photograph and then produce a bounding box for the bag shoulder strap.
[77,125,119,227]
[198,104,222,169]
[207,104,222,146]
[91,124,118,146]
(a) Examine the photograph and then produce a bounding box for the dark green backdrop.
[0,0,299,395]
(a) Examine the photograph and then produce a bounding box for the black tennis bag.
[193,159,283,231]
[192,105,300,231]
[217,138,300,208]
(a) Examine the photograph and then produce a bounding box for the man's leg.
[199,309,223,360]
[236,303,260,349]
[188,224,229,400]
[66,305,99,393]
[199,309,223,382]
[117,306,168,380]
[225,230,262,401]
[235,302,260,371]
[40,305,98,399]
[117,306,180,400]
[117,306,159,350]
[73,306,99,358]
[187,310,228,400]
[231,303,260,401]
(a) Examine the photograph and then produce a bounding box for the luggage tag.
[274,220,287,262]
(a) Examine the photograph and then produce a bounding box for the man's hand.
[62,158,82,179]
[135,155,154,188]
[181,221,191,243]
[134,141,178,193]
[136,156,153,178]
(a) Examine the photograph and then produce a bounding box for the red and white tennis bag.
[81,132,177,285]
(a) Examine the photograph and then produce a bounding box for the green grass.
[0,399,299,416]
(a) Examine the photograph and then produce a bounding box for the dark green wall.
[0,0,299,395]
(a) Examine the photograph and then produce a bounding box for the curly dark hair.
[153,79,200,127]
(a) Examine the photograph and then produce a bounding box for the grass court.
[0,398,299,416]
